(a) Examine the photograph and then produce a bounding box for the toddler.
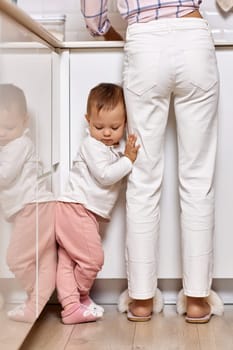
[55,82,139,324]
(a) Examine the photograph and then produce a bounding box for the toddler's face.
[0,108,27,146]
[87,102,126,146]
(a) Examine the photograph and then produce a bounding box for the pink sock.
[80,295,104,314]
[61,303,101,325]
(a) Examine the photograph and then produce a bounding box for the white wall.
[17,0,233,42]
[17,0,126,41]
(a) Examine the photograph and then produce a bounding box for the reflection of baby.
[0,84,56,323]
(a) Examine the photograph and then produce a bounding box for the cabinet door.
[0,46,56,345]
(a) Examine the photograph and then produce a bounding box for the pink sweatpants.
[55,202,104,308]
[6,202,57,313]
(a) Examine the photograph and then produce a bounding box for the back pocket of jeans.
[125,51,161,96]
[184,48,219,91]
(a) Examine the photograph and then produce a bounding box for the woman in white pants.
[123,15,219,322]
[81,1,223,323]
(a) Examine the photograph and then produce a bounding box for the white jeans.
[123,18,219,299]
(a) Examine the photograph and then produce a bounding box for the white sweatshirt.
[59,133,133,219]
[0,129,54,220]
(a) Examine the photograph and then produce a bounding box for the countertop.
[0,0,233,49]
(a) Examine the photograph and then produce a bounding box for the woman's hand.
[104,26,123,41]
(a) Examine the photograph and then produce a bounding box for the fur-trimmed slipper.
[127,310,152,322]
[185,313,212,324]
[117,288,164,321]
[176,289,224,324]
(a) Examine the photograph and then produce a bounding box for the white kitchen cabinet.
[69,47,233,279]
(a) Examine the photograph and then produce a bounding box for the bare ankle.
[186,296,210,318]
[129,298,153,317]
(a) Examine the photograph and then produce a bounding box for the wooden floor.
[0,303,33,350]
[18,304,233,350]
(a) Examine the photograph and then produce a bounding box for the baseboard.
[51,278,233,305]
[2,278,233,305]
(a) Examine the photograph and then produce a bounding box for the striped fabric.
[80,0,202,36]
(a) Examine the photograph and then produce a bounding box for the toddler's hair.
[0,84,27,115]
[86,83,125,115]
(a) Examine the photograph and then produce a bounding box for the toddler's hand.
[124,134,140,163]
